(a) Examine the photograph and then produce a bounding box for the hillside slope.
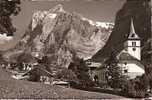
[0,67,125,99]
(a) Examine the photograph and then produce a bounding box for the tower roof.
[128,18,140,40]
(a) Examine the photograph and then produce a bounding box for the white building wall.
[127,40,140,47]
[124,40,141,60]
[89,69,106,84]
[127,47,141,60]
[127,63,145,73]
[119,63,145,79]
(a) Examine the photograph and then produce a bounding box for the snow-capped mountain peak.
[5,4,114,68]
[82,17,114,29]
[95,22,114,29]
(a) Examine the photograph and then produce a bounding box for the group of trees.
[105,51,128,90]
[105,50,151,98]
[122,65,152,98]
[55,68,78,83]
[123,74,149,98]
[0,0,21,16]
[145,64,152,91]
[68,57,94,88]
[26,55,93,87]
[0,0,21,35]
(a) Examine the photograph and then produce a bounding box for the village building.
[86,19,145,87]
[117,19,145,79]
[85,59,107,87]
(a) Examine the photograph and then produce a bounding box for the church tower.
[124,19,141,60]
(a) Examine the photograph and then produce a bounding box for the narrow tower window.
[132,42,136,46]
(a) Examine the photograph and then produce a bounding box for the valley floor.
[0,67,127,99]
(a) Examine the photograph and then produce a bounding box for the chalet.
[85,59,107,87]
[12,63,53,84]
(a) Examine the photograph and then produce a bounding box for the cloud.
[0,33,13,44]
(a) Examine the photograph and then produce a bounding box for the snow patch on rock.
[96,22,114,29]
[82,17,114,29]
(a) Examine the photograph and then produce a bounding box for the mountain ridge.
[3,4,114,68]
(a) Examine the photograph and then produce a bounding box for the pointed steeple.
[130,18,136,34]
[128,18,140,40]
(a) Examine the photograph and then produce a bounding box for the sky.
[0,0,125,50]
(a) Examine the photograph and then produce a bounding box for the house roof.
[87,62,102,68]
[117,50,137,61]
[23,64,53,77]
[96,64,107,70]
[117,50,145,70]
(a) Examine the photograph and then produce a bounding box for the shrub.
[28,68,40,82]
[55,68,78,82]
[68,58,94,88]
[106,51,128,90]
[122,75,148,98]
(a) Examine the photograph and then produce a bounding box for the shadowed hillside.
[93,0,151,63]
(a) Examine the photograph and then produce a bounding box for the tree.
[106,50,127,90]
[28,68,40,82]
[55,68,78,82]
[0,0,21,35]
[146,64,152,91]
[124,75,149,98]
[68,58,94,88]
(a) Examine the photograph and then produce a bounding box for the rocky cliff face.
[4,4,113,68]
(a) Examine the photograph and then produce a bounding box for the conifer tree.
[106,50,127,89]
